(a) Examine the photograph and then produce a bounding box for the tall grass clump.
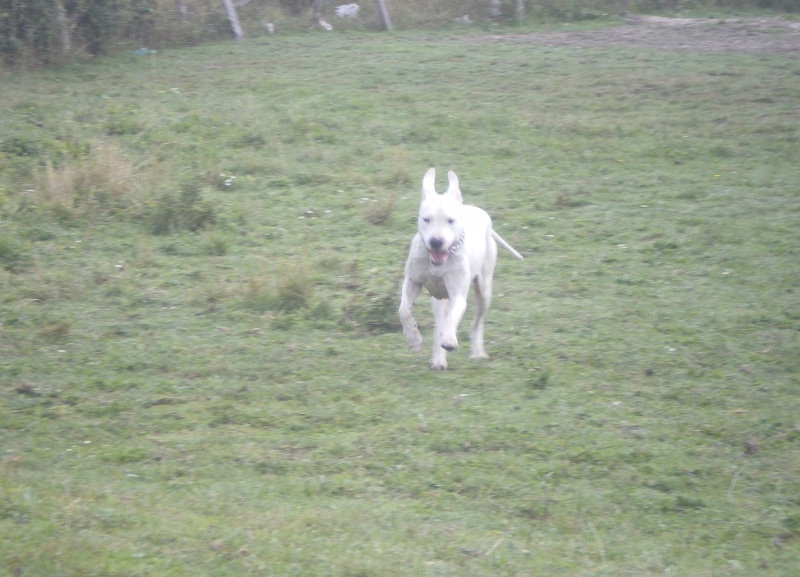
[243,261,313,315]
[274,271,312,312]
[343,279,401,333]
[363,195,396,225]
[148,183,216,235]
[31,140,140,223]
[0,236,31,273]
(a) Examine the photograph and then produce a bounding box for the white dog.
[399,168,523,370]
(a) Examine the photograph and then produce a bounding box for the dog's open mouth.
[428,249,449,266]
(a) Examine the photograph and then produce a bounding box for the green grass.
[1,23,799,576]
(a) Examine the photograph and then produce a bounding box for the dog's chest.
[412,264,451,300]
[422,274,449,300]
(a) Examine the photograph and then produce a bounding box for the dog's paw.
[440,337,459,351]
[430,347,448,370]
[404,330,423,353]
[470,351,490,360]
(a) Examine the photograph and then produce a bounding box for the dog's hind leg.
[469,274,492,360]
[470,235,497,360]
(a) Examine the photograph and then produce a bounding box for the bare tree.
[175,0,188,24]
[221,0,244,40]
[489,0,524,20]
[375,0,392,31]
[56,0,71,56]
[312,0,325,27]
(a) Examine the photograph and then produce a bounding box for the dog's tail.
[492,230,524,260]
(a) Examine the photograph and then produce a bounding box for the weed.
[308,300,333,321]
[37,321,70,342]
[528,369,551,390]
[273,267,311,312]
[666,495,708,512]
[0,236,30,272]
[103,107,142,136]
[783,513,800,537]
[363,195,396,225]
[242,277,272,312]
[1,136,41,157]
[202,232,230,256]
[242,264,313,314]
[343,277,401,333]
[149,184,216,235]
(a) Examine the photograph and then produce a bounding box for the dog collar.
[448,230,466,256]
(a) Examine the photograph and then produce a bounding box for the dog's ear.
[446,171,463,204]
[421,167,437,200]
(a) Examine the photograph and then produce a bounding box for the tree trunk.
[375,0,392,31]
[312,0,324,26]
[175,0,188,24]
[488,0,502,18]
[56,0,70,56]
[516,0,525,20]
[221,0,244,40]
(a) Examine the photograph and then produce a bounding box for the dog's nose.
[429,237,444,250]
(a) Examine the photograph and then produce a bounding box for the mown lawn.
[1,21,799,576]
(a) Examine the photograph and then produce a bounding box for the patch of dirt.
[478,16,800,53]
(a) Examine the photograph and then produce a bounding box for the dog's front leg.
[429,293,466,371]
[430,297,451,370]
[399,278,423,353]
[438,271,469,353]
[441,293,467,351]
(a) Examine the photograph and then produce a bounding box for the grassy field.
[1,18,799,576]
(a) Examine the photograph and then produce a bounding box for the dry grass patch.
[32,140,142,222]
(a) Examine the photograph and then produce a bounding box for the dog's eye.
[447,218,455,224]
[422,217,431,223]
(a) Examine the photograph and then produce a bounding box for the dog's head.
[418,167,465,267]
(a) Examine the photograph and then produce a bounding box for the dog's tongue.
[429,250,449,266]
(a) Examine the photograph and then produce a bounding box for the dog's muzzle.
[426,232,464,267]
[427,237,449,266]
